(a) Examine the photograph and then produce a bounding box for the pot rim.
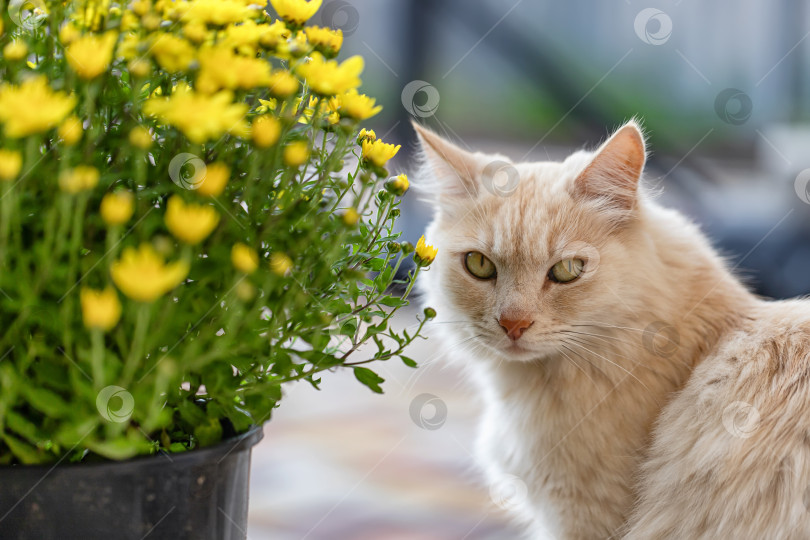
[0,424,264,472]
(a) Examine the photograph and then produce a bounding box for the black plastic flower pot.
[0,425,263,540]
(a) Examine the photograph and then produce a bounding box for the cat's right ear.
[412,122,482,207]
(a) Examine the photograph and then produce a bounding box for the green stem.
[122,302,151,384]
[91,329,105,389]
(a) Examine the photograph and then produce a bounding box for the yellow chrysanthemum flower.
[361,139,400,168]
[231,243,259,274]
[357,128,376,144]
[269,252,293,275]
[296,53,363,96]
[270,0,322,25]
[267,70,300,98]
[259,19,291,49]
[143,86,249,143]
[415,235,438,265]
[252,115,282,148]
[304,26,342,56]
[118,33,141,61]
[0,150,22,181]
[80,287,122,331]
[59,165,99,194]
[58,116,83,145]
[180,0,256,26]
[283,141,309,167]
[100,191,134,225]
[164,195,220,244]
[222,19,268,54]
[59,22,81,44]
[0,77,76,138]
[197,162,230,197]
[111,243,189,302]
[338,89,382,120]
[387,173,409,195]
[66,31,118,79]
[129,126,153,149]
[150,33,195,73]
[196,45,272,93]
[4,41,28,61]
[342,208,359,226]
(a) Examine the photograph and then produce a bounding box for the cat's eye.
[464,251,497,280]
[548,258,584,283]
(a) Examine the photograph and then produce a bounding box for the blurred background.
[249,1,810,538]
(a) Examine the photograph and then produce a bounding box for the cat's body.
[414,120,810,538]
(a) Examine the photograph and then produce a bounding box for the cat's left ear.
[573,120,647,213]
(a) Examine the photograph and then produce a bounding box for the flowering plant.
[0,0,436,464]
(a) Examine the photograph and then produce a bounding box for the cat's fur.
[414,120,810,539]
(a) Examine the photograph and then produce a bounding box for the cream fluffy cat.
[415,120,810,539]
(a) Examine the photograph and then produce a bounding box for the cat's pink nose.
[498,317,534,340]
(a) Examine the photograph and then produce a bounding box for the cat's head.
[415,120,663,362]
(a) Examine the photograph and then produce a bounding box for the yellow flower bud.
[342,208,359,226]
[100,191,135,226]
[59,166,99,194]
[4,41,28,61]
[59,23,81,44]
[252,115,281,148]
[196,162,229,197]
[184,21,207,44]
[414,235,438,266]
[58,116,83,146]
[129,126,153,149]
[283,141,309,167]
[141,12,162,31]
[80,287,122,331]
[269,252,293,276]
[111,243,189,302]
[128,58,151,78]
[0,150,22,181]
[231,243,259,274]
[164,195,220,245]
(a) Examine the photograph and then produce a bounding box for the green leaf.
[400,356,418,368]
[353,367,385,394]
[377,296,407,308]
[22,386,68,418]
